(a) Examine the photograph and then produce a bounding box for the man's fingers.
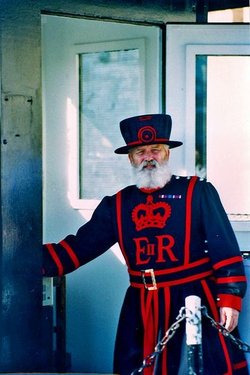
[220,307,239,332]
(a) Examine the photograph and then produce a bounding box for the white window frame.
[68,39,146,211]
[185,44,250,173]
[185,44,250,232]
[166,24,250,234]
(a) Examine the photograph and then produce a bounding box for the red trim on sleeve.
[213,255,243,270]
[217,293,242,311]
[233,360,248,370]
[216,276,247,284]
[184,176,198,264]
[59,240,80,269]
[45,244,64,276]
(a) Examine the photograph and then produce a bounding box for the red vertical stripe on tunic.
[163,287,171,374]
[116,191,130,267]
[184,176,198,264]
[201,279,233,375]
[140,289,159,375]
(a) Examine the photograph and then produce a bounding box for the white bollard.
[185,295,202,345]
[185,295,203,374]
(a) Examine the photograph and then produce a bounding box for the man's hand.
[220,307,239,332]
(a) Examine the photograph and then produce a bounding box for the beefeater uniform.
[42,114,248,375]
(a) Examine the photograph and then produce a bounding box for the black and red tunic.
[43,176,248,375]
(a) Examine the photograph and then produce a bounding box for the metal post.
[185,295,203,374]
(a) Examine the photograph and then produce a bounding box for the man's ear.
[166,148,170,160]
[128,153,133,164]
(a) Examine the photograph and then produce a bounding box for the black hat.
[114,114,183,154]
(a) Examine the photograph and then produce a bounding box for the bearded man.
[43,114,248,375]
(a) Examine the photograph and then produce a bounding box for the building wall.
[1,1,249,373]
[0,0,194,372]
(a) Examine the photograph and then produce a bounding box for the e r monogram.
[134,234,178,265]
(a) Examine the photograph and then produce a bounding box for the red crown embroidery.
[132,195,171,231]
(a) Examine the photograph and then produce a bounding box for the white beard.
[132,160,172,189]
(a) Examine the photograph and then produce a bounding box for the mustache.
[132,159,172,189]
[137,160,158,171]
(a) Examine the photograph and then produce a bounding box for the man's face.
[128,144,170,168]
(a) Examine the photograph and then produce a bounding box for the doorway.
[42,14,162,372]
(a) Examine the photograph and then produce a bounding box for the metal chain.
[201,306,250,352]
[131,307,188,374]
[131,304,250,375]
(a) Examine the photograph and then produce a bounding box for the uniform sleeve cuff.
[217,294,242,311]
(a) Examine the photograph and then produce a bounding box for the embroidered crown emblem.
[132,195,171,231]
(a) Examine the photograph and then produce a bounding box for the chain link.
[131,307,187,374]
[131,304,250,375]
[201,306,250,352]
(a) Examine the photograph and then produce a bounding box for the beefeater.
[43,114,248,375]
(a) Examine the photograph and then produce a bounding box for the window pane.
[196,55,250,218]
[79,49,142,199]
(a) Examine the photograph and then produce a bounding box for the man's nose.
[144,151,154,161]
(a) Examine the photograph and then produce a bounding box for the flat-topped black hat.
[114,113,183,154]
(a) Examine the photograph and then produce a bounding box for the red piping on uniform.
[128,257,210,276]
[59,240,80,269]
[216,276,247,284]
[233,360,248,370]
[140,187,161,194]
[163,287,171,374]
[127,138,169,147]
[213,256,243,270]
[116,191,130,267]
[201,279,233,375]
[131,270,213,288]
[140,289,159,375]
[139,115,153,121]
[217,294,242,311]
[184,176,198,264]
[154,291,159,348]
[45,243,64,276]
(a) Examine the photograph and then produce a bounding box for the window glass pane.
[196,55,250,218]
[79,49,142,199]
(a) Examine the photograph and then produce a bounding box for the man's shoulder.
[172,175,207,184]
[117,184,137,194]
[169,175,210,195]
